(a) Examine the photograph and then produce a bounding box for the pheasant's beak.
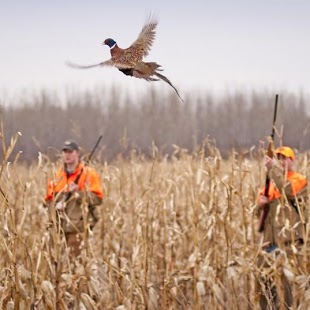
[102,42,106,45]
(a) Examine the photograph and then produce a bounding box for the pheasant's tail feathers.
[145,77,160,82]
[154,71,184,102]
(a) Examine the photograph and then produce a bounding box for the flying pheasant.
[67,17,183,101]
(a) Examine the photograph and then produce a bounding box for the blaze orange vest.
[259,171,307,200]
[45,162,104,201]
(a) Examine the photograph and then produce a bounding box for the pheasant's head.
[103,38,117,48]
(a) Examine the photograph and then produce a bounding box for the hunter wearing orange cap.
[258,146,306,202]
[256,146,308,308]
[45,140,104,257]
[275,146,295,160]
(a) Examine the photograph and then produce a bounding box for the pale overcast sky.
[1,0,309,100]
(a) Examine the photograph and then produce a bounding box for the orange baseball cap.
[275,146,295,160]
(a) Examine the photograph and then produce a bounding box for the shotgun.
[258,94,279,232]
[63,135,103,203]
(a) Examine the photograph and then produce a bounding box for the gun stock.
[258,94,278,232]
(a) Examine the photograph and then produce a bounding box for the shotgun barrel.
[258,94,278,232]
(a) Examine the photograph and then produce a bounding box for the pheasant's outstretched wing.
[128,17,158,61]
[66,60,114,69]
[66,59,132,69]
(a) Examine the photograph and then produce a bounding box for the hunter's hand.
[265,155,276,171]
[258,195,269,208]
[68,183,78,192]
[56,201,65,211]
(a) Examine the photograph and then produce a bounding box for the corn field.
[0,131,309,309]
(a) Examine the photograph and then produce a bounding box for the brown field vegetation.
[0,130,309,309]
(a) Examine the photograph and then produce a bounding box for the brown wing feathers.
[130,17,158,59]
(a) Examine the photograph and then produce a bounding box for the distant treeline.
[1,87,310,162]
